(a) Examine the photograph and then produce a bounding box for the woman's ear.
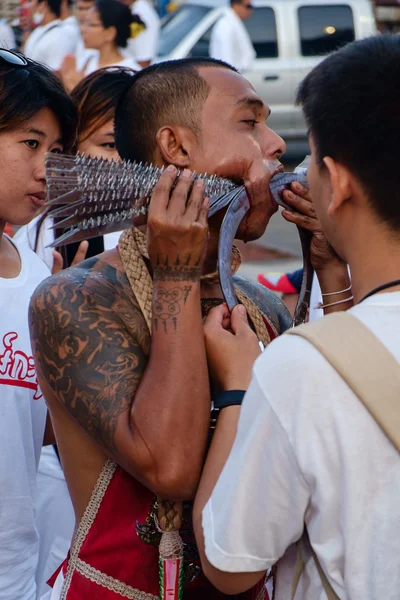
[104,25,117,45]
[155,125,196,168]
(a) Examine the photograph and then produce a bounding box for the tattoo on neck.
[153,254,201,282]
[153,286,192,333]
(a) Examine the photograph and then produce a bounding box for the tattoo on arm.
[29,264,149,453]
[153,254,201,282]
[153,286,192,332]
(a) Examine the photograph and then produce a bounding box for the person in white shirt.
[60,0,80,53]
[193,34,400,600]
[0,20,16,49]
[61,0,140,84]
[0,49,77,600]
[121,0,160,68]
[24,0,78,70]
[66,0,96,70]
[210,0,256,72]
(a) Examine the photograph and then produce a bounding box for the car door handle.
[264,74,279,81]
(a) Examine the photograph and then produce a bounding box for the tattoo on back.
[29,260,150,452]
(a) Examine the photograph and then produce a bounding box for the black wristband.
[212,390,246,410]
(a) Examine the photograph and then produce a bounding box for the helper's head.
[115,58,285,240]
[82,0,137,50]
[0,51,77,226]
[75,0,95,26]
[31,0,62,23]
[71,67,135,160]
[298,35,400,262]
[231,0,254,21]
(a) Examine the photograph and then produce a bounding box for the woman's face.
[81,7,111,50]
[78,118,120,161]
[0,107,63,226]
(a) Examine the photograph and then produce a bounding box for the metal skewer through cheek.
[44,153,311,325]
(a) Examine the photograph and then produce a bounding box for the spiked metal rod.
[45,153,308,247]
[45,153,237,247]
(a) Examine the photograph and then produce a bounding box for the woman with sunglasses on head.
[13,66,135,599]
[15,66,135,274]
[0,49,77,600]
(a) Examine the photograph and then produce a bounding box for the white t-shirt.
[24,19,78,70]
[126,0,160,62]
[14,214,55,270]
[35,446,75,599]
[209,8,256,73]
[0,236,49,600]
[0,21,16,49]
[203,292,400,600]
[84,54,140,75]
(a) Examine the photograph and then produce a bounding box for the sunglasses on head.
[0,48,28,68]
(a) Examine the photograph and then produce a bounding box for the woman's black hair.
[71,66,135,149]
[0,56,77,152]
[95,0,145,49]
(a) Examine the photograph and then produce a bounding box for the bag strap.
[287,311,400,599]
[287,312,400,452]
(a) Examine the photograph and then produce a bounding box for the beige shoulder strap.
[287,311,400,600]
[287,312,400,452]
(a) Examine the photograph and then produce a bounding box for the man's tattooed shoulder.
[29,258,150,451]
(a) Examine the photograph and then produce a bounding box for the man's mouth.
[272,164,285,179]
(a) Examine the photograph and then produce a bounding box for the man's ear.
[155,126,196,168]
[323,156,352,217]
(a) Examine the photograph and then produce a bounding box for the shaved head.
[114,58,237,164]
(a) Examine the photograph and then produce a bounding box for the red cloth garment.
[49,461,268,599]
[47,305,278,599]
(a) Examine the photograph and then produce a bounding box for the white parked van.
[157,0,376,140]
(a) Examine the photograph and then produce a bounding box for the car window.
[189,6,278,60]
[298,5,355,56]
[158,5,212,57]
[244,7,278,58]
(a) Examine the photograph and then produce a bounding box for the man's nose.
[264,128,287,159]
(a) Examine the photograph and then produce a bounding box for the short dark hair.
[39,0,63,17]
[115,57,237,163]
[71,67,135,149]
[95,0,144,49]
[0,55,77,152]
[297,34,400,229]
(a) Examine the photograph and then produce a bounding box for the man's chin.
[235,215,271,242]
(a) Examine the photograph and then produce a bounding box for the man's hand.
[147,166,209,277]
[281,182,352,313]
[204,304,261,391]
[281,182,345,272]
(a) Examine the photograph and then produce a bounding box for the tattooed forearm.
[29,260,149,452]
[153,286,192,332]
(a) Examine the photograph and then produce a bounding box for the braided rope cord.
[118,226,271,594]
